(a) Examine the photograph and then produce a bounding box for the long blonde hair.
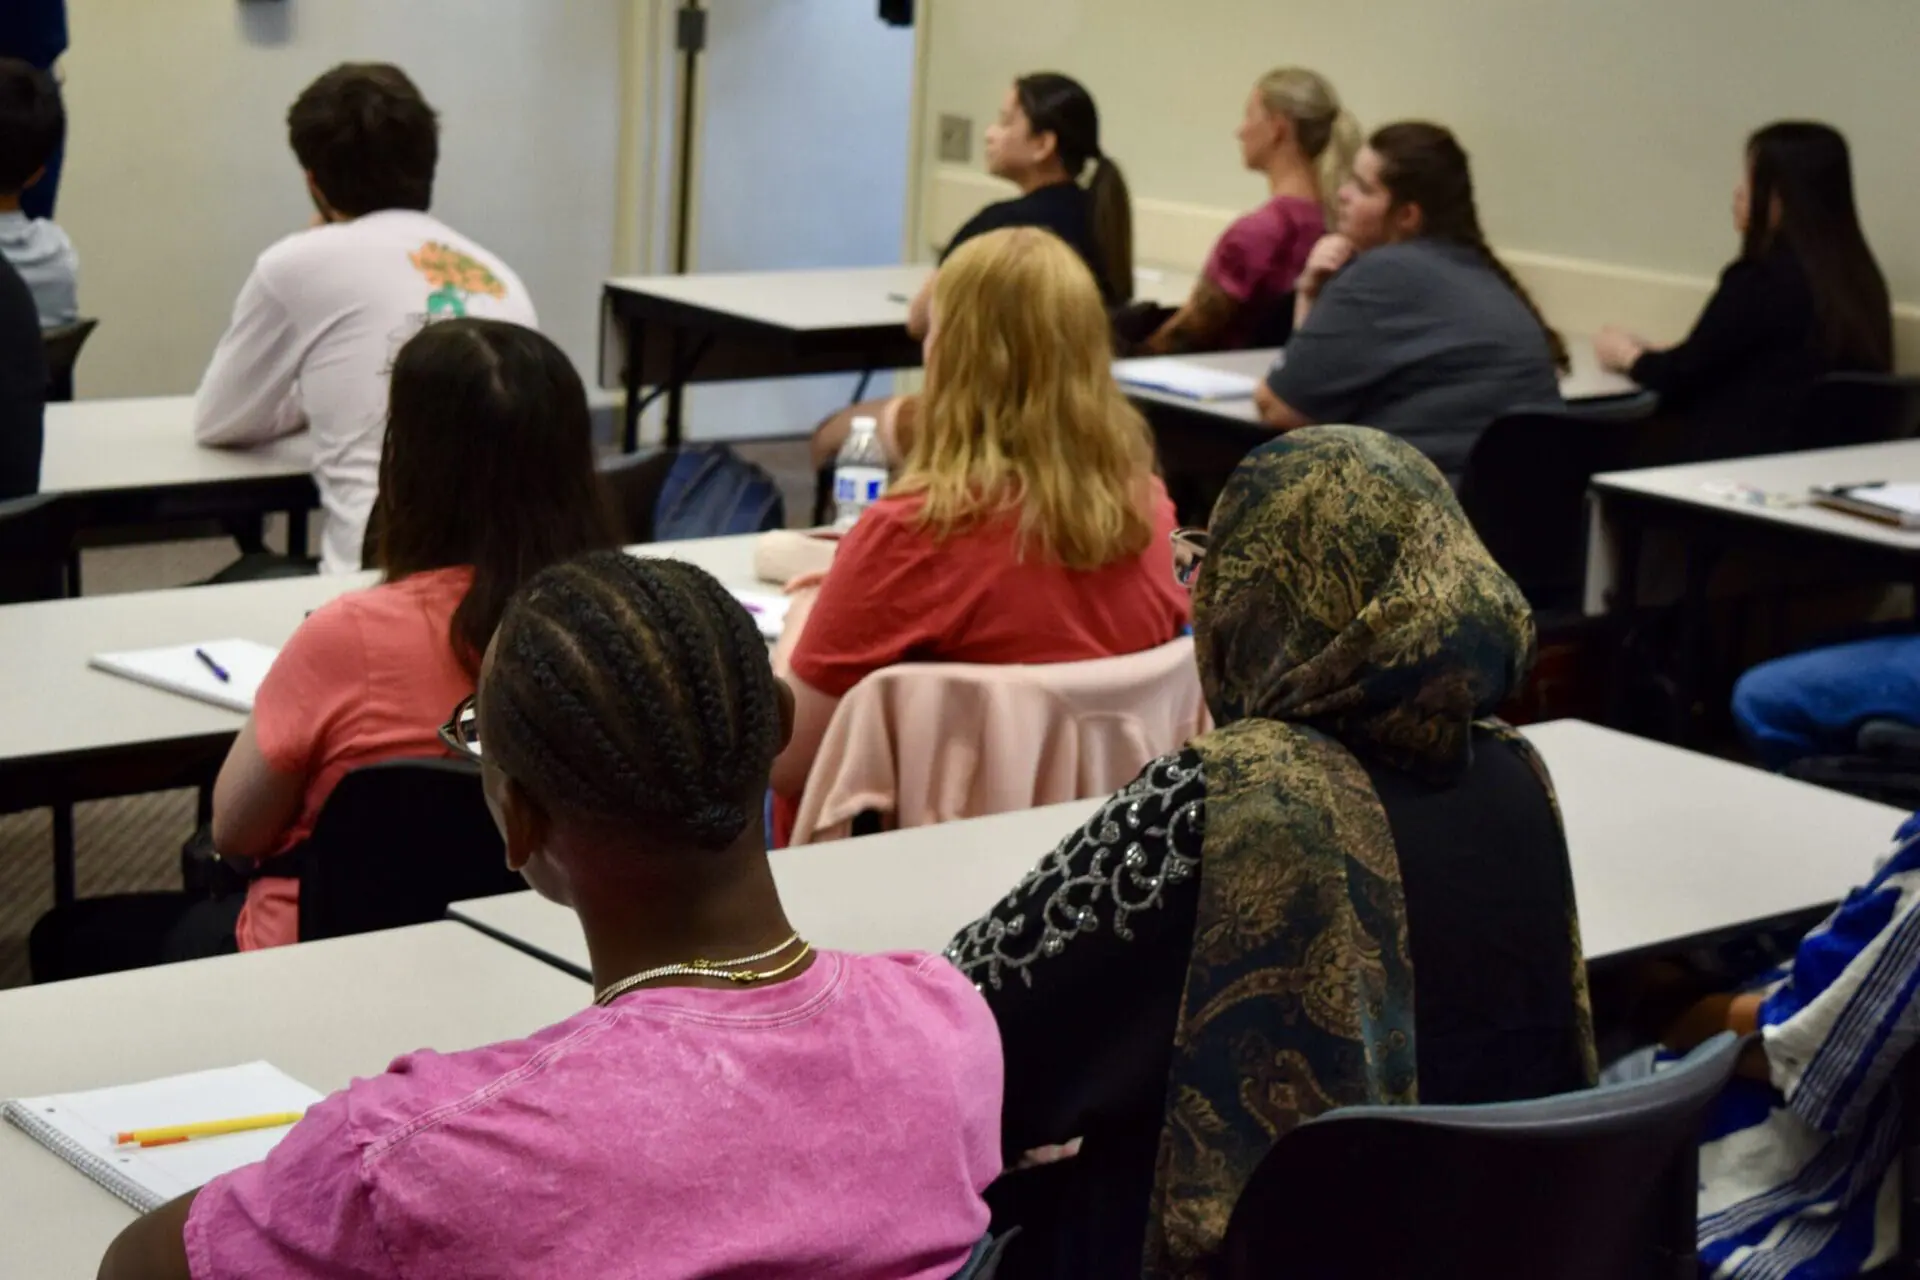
[1256,67,1361,222]
[894,226,1158,571]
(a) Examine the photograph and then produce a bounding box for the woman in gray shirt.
[1255,122,1565,481]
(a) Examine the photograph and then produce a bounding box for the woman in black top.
[947,427,1596,1279]
[1595,122,1891,462]
[908,72,1133,336]
[811,73,1135,484]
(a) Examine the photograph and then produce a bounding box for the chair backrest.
[790,637,1209,844]
[1217,1033,1743,1280]
[597,447,678,544]
[652,444,786,542]
[1785,372,1920,453]
[1457,412,1637,612]
[41,317,98,403]
[294,758,520,942]
[1243,290,1296,348]
[0,492,69,603]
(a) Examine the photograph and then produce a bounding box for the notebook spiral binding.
[3,1100,164,1212]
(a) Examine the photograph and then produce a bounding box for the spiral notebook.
[3,1062,321,1212]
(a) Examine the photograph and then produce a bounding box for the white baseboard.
[925,165,1920,370]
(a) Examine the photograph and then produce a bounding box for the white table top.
[452,720,1907,978]
[0,536,765,768]
[604,263,1197,333]
[0,923,588,1278]
[1120,337,1643,425]
[453,797,1106,977]
[39,397,312,495]
[1591,437,1920,554]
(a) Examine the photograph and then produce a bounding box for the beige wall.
[58,0,625,399]
[917,0,1920,357]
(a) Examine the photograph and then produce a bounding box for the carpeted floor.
[0,438,818,989]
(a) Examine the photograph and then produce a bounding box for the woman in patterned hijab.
[949,426,1596,1279]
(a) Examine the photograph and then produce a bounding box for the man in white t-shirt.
[194,63,537,574]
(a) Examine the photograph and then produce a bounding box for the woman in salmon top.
[28,318,618,979]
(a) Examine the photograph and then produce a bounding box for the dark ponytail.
[1015,72,1134,305]
[1368,122,1569,373]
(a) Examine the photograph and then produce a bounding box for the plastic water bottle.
[833,416,888,530]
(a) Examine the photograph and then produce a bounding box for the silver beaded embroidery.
[944,753,1204,990]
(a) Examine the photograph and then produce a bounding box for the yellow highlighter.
[114,1111,306,1149]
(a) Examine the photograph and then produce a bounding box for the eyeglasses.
[439,693,482,762]
[1170,527,1209,589]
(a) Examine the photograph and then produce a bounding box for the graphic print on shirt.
[409,242,509,318]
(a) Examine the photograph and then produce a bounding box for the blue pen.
[194,648,231,684]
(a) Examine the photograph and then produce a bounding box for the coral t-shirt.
[238,566,476,951]
[788,481,1191,700]
[184,951,1003,1280]
[1203,194,1324,347]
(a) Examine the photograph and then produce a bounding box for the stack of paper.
[1113,359,1261,402]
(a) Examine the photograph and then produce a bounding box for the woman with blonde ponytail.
[1141,67,1358,354]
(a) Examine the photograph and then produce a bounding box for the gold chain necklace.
[592,933,810,1007]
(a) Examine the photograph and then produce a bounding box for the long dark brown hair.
[1744,122,1892,371]
[1368,122,1569,372]
[1015,72,1133,305]
[374,319,619,675]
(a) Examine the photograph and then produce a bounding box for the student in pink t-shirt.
[1141,67,1358,355]
[27,319,618,982]
[98,552,1005,1280]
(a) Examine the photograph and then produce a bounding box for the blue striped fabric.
[1697,812,1920,1278]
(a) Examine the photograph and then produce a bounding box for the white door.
[683,0,916,441]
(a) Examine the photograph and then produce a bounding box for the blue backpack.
[652,444,787,541]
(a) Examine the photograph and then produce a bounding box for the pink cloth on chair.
[788,638,1209,846]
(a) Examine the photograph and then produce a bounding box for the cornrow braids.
[479,551,783,851]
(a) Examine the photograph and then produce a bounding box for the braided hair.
[478,552,783,852]
[1368,122,1570,373]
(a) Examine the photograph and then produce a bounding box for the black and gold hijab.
[1144,426,1555,1277]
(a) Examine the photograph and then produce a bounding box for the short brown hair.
[287,63,438,216]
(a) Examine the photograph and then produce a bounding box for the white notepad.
[731,590,792,642]
[88,639,280,713]
[3,1062,323,1212]
[1112,358,1260,402]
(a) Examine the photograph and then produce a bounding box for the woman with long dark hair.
[29,319,620,978]
[1253,122,1566,482]
[1596,122,1892,460]
[813,73,1135,478]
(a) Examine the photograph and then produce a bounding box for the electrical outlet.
[938,114,972,164]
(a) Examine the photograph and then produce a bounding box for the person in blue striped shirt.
[1654,812,1920,1276]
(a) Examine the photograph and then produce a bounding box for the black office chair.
[1217,1032,1742,1280]
[0,491,70,603]
[1458,411,1638,615]
[598,447,678,544]
[1243,290,1296,349]
[295,758,521,942]
[1784,373,1920,454]
[41,317,98,403]
[1784,717,1920,811]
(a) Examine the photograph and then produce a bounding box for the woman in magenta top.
[98,553,1003,1280]
[1141,67,1358,354]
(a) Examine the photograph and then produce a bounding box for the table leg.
[1672,541,1723,746]
[665,325,688,450]
[52,802,75,907]
[287,507,310,559]
[1603,519,1644,730]
[622,315,646,454]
